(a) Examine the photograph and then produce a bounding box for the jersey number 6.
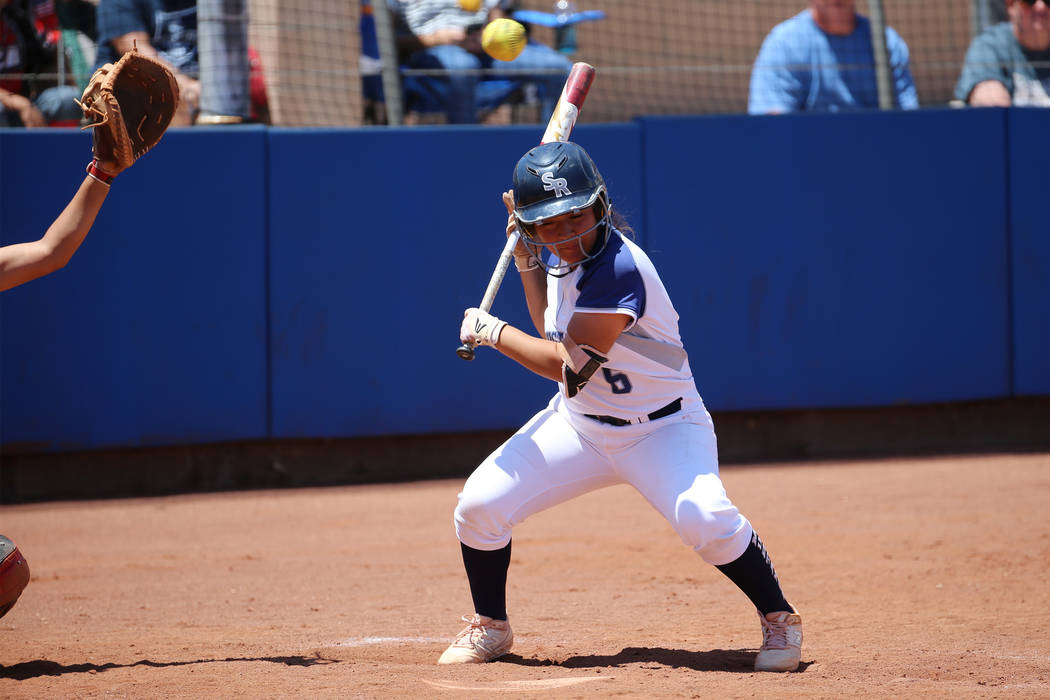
[602,368,632,394]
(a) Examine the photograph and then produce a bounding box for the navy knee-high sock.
[715,532,792,616]
[460,541,511,621]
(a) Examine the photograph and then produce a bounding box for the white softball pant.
[454,394,753,566]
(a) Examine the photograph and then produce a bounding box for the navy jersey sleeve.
[576,237,646,321]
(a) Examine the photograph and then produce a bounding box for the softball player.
[450,141,803,671]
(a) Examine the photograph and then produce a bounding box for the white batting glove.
[461,308,507,348]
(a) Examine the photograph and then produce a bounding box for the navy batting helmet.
[512,141,611,275]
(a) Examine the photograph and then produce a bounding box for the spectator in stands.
[955,0,1050,106]
[95,0,199,125]
[391,0,571,124]
[0,0,84,126]
[748,0,918,114]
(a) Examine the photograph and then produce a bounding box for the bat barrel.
[540,62,594,145]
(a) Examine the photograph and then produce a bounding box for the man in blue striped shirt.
[748,0,918,114]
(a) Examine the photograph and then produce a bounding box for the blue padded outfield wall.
[1009,109,1050,397]
[0,108,1045,452]
[642,109,1011,410]
[1,128,269,450]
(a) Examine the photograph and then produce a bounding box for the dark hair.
[611,207,635,239]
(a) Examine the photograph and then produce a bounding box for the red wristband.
[86,159,115,186]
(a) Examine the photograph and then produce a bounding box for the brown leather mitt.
[76,47,180,170]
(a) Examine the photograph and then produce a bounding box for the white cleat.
[755,609,803,672]
[437,614,513,664]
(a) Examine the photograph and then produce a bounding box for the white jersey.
[543,230,705,421]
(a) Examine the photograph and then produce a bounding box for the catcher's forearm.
[41,176,110,268]
[0,176,108,292]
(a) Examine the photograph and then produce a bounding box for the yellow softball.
[458,0,483,11]
[481,18,526,62]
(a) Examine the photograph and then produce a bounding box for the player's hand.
[503,189,536,271]
[176,73,201,109]
[174,73,200,126]
[461,307,507,347]
[422,27,467,47]
[459,29,482,53]
[4,93,46,128]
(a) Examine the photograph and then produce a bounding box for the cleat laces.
[451,614,503,654]
[761,615,790,649]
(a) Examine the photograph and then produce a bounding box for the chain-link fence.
[0,1,1020,127]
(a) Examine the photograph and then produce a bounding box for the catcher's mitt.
[76,48,180,171]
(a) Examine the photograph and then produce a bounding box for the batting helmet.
[512,141,612,276]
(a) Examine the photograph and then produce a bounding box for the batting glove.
[461,308,507,348]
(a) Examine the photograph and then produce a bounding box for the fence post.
[198,0,252,122]
[866,0,894,110]
[371,0,403,126]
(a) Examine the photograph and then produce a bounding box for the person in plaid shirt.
[95,0,198,124]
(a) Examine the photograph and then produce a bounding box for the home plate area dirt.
[1,453,1047,698]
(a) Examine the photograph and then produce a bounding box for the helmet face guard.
[512,142,612,276]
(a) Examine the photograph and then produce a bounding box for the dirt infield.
[1,452,1047,698]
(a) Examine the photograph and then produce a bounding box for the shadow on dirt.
[501,647,812,673]
[0,653,340,680]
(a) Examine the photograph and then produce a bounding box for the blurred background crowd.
[0,0,1043,129]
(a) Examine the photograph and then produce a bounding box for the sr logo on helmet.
[541,172,571,197]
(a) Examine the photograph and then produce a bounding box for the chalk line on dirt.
[423,677,613,691]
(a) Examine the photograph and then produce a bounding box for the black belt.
[585,398,683,427]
